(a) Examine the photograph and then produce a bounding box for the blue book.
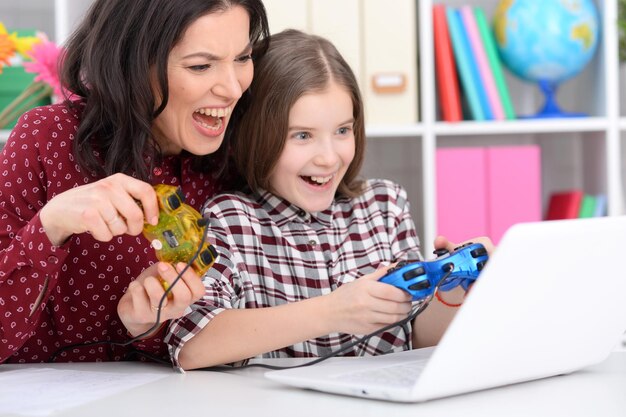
[446,7,490,121]
[593,194,607,217]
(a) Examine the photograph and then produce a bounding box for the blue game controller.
[379,243,488,301]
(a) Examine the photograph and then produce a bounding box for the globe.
[493,0,600,118]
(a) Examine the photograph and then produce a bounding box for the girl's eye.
[337,126,353,135]
[293,132,311,140]
[188,64,210,72]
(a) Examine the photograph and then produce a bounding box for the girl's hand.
[434,235,495,256]
[39,173,159,246]
[323,266,413,335]
[117,262,206,338]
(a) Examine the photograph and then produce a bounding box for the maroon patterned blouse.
[0,103,229,364]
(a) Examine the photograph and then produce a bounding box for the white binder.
[262,0,419,124]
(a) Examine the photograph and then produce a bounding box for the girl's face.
[152,6,253,156]
[268,81,356,213]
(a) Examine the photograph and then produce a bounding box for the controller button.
[471,247,487,258]
[408,280,431,291]
[403,266,425,280]
[396,261,409,268]
[442,262,454,272]
[167,193,182,211]
[162,230,180,248]
[477,261,487,271]
[150,239,163,250]
[433,248,449,257]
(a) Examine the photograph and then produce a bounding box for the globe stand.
[521,80,587,119]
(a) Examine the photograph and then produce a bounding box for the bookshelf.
[1,0,624,256]
[362,0,623,255]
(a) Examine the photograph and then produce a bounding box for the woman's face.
[152,6,253,156]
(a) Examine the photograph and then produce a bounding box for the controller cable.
[47,219,210,364]
[197,266,455,372]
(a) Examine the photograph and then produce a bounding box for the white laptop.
[265,216,626,402]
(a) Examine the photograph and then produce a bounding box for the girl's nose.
[312,138,340,166]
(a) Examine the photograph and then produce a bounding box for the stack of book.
[433,4,515,122]
[545,190,607,220]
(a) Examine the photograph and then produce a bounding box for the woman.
[0,0,269,364]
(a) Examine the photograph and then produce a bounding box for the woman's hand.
[39,173,160,246]
[118,262,206,338]
[323,266,413,335]
[434,235,495,255]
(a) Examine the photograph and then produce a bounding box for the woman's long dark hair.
[61,0,269,180]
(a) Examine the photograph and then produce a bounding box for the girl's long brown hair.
[230,29,366,198]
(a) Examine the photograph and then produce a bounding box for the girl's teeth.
[310,175,332,184]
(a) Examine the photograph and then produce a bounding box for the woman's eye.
[188,64,210,72]
[337,126,352,135]
[293,132,310,140]
[236,54,253,63]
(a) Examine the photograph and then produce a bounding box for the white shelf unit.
[2,0,624,257]
[363,0,623,255]
[53,0,93,46]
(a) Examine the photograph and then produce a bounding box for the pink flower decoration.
[23,38,65,99]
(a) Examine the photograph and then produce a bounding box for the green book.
[578,194,597,218]
[474,7,516,120]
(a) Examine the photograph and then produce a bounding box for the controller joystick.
[379,243,488,301]
[142,185,217,289]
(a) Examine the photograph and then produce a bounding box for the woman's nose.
[212,64,245,100]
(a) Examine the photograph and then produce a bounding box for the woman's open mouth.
[192,106,232,132]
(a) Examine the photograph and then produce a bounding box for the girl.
[157,29,493,370]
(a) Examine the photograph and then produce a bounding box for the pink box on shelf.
[486,146,542,243]
[436,145,542,245]
[436,147,488,243]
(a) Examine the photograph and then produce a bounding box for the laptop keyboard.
[332,359,428,387]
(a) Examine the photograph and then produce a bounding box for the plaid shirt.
[166,179,422,368]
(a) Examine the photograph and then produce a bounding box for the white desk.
[2,352,626,417]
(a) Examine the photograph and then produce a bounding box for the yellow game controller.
[142,184,217,292]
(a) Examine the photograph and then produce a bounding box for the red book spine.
[545,190,584,220]
[433,4,462,122]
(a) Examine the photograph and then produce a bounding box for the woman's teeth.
[193,106,231,130]
[197,117,223,131]
[195,106,231,117]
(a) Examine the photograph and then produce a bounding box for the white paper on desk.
[0,368,168,416]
